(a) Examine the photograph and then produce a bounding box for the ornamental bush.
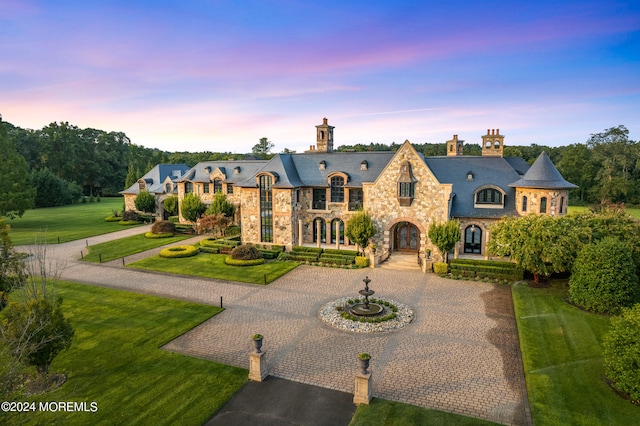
[151,220,176,235]
[121,210,141,222]
[230,244,263,261]
[354,256,369,268]
[159,245,198,258]
[569,237,640,315]
[144,232,173,239]
[602,304,640,403]
[224,256,265,266]
[433,262,448,275]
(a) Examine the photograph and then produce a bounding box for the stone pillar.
[354,373,372,405]
[335,221,341,250]
[249,351,268,382]
[383,230,390,253]
[298,219,303,246]
[484,228,490,260]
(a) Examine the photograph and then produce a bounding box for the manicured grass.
[1,281,247,426]
[350,398,498,425]
[128,252,300,284]
[5,198,141,245]
[568,205,640,219]
[512,281,640,425]
[83,233,191,262]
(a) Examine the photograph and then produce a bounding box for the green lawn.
[512,281,640,425]
[1,281,247,426]
[350,399,499,425]
[83,233,191,262]
[128,252,300,284]
[568,205,640,219]
[5,198,142,245]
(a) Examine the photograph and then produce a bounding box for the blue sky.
[1,0,639,153]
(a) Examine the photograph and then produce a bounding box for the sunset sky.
[1,0,639,153]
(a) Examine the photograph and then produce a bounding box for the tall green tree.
[252,137,275,159]
[427,220,461,262]
[0,117,35,218]
[134,190,156,214]
[163,196,179,217]
[180,193,206,222]
[345,210,376,254]
[0,219,26,310]
[206,192,235,218]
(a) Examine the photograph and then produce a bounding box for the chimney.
[323,117,328,125]
[453,134,458,140]
[496,128,500,135]
[487,129,490,135]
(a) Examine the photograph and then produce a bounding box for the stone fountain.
[350,276,383,317]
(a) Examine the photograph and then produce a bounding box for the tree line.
[1,115,638,217]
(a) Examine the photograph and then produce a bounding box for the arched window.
[522,196,528,212]
[330,176,344,202]
[312,218,326,243]
[213,179,223,194]
[494,140,500,149]
[464,225,482,254]
[475,188,503,205]
[330,219,344,244]
[540,197,547,214]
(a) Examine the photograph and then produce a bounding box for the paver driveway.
[38,229,530,425]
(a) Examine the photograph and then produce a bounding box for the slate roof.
[234,152,396,188]
[509,151,578,189]
[178,160,268,185]
[120,164,190,195]
[425,156,530,218]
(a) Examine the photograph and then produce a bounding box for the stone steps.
[378,253,421,271]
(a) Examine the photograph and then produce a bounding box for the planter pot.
[253,338,263,353]
[359,357,370,374]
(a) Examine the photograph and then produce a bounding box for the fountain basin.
[350,303,384,316]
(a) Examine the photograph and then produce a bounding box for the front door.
[395,222,419,252]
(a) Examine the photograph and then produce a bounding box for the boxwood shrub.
[198,246,220,254]
[159,245,199,258]
[433,262,448,274]
[602,304,640,403]
[355,256,369,268]
[224,256,265,266]
[292,246,323,253]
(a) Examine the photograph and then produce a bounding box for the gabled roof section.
[120,164,190,195]
[508,151,577,189]
[425,156,529,218]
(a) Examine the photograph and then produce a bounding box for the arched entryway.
[464,225,482,254]
[394,221,420,252]
[312,218,326,243]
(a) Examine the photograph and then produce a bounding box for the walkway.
[23,228,531,426]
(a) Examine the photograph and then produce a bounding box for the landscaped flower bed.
[159,245,199,258]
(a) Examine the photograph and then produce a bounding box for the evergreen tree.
[0,117,35,218]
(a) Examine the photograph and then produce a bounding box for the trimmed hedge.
[168,216,180,223]
[602,304,640,403]
[200,238,240,248]
[292,246,323,253]
[433,262,448,274]
[323,248,358,256]
[145,232,174,239]
[224,256,265,266]
[449,259,523,281]
[198,246,220,254]
[289,252,320,262]
[259,249,280,259]
[319,254,355,265]
[159,245,199,258]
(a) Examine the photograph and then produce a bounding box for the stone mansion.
[122,118,576,260]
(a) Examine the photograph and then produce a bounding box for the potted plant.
[252,333,263,353]
[357,352,371,374]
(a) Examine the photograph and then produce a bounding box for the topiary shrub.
[433,262,448,275]
[159,245,198,258]
[569,237,640,315]
[145,231,173,239]
[602,304,640,403]
[224,256,265,266]
[151,220,176,235]
[355,256,369,268]
[230,244,263,261]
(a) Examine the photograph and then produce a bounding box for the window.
[227,184,233,194]
[540,197,547,214]
[312,218,326,243]
[330,219,344,244]
[464,225,482,254]
[522,196,528,212]
[259,175,273,242]
[165,183,172,193]
[185,182,193,193]
[330,176,344,202]
[559,196,564,214]
[202,183,210,194]
[476,188,503,205]
[213,179,222,194]
[313,189,326,210]
[348,188,363,211]
[398,182,414,198]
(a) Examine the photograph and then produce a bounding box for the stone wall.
[514,188,570,216]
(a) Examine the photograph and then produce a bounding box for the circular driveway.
[38,229,529,425]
